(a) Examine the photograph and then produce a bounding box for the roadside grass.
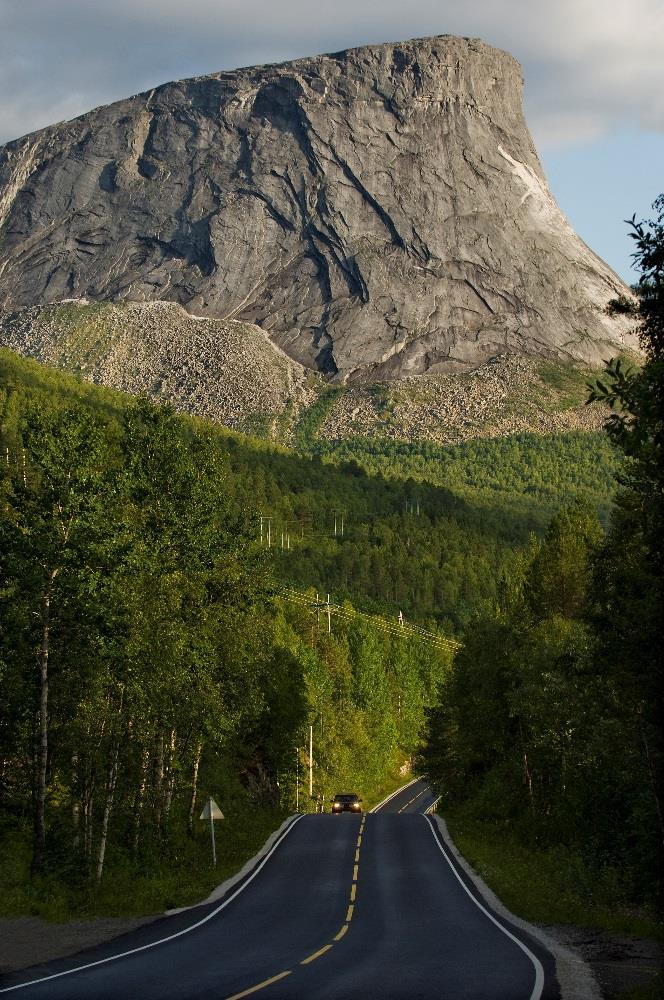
[444,810,663,941]
[0,806,286,922]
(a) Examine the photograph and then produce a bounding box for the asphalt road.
[0,780,559,999]
[371,776,441,815]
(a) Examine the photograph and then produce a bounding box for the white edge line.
[0,816,304,995]
[425,816,544,1000]
[370,776,420,812]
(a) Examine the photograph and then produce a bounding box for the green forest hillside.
[0,348,619,631]
[0,349,453,916]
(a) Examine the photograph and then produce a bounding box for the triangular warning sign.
[200,797,224,821]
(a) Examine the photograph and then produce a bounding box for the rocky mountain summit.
[0,35,636,383]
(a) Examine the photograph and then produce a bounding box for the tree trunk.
[71,753,81,851]
[132,747,149,851]
[187,743,203,835]
[162,729,177,826]
[523,751,535,815]
[154,732,165,832]
[95,745,119,883]
[32,570,57,876]
[637,711,664,848]
[83,776,95,863]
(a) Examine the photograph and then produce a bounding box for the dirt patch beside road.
[0,915,159,975]
[542,924,662,998]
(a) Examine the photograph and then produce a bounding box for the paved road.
[0,782,559,999]
[371,776,441,815]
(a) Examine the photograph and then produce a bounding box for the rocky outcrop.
[0,35,637,381]
[0,303,609,447]
[317,355,610,445]
[0,301,317,433]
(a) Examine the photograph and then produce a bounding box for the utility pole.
[209,798,217,867]
[295,747,299,811]
[332,508,345,537]
[259,515,273,547]
[326,594,332,634]
[309,725,313,803]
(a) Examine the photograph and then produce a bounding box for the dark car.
[331,793,362,813]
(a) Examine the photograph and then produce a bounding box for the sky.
[1,0,662,283]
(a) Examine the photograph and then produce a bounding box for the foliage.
[587,194,664,908]
[421,498,660,906]
[0,370,449,912]
[444,809,662,938]
[424,197,664,917]
[300,431,619,526]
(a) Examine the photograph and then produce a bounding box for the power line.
[277,585,461,652]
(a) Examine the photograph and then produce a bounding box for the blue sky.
[1,0,662,283]
[542,130,664,284]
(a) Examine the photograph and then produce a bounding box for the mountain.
[0,35,637,385]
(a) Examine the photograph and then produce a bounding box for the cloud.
[0,0,662,147]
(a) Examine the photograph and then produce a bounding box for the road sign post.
[199,796,224,867]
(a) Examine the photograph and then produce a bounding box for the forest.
[0,367,449,914]
[422,196,664,920]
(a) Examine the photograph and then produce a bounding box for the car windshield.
[334,794,358,802]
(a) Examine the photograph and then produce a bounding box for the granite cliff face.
[0,36,636,381]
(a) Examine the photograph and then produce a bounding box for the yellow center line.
[225,970,291,1000]
[228,824,362,997]
[398,788,427,813]
[300,944,333,966]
